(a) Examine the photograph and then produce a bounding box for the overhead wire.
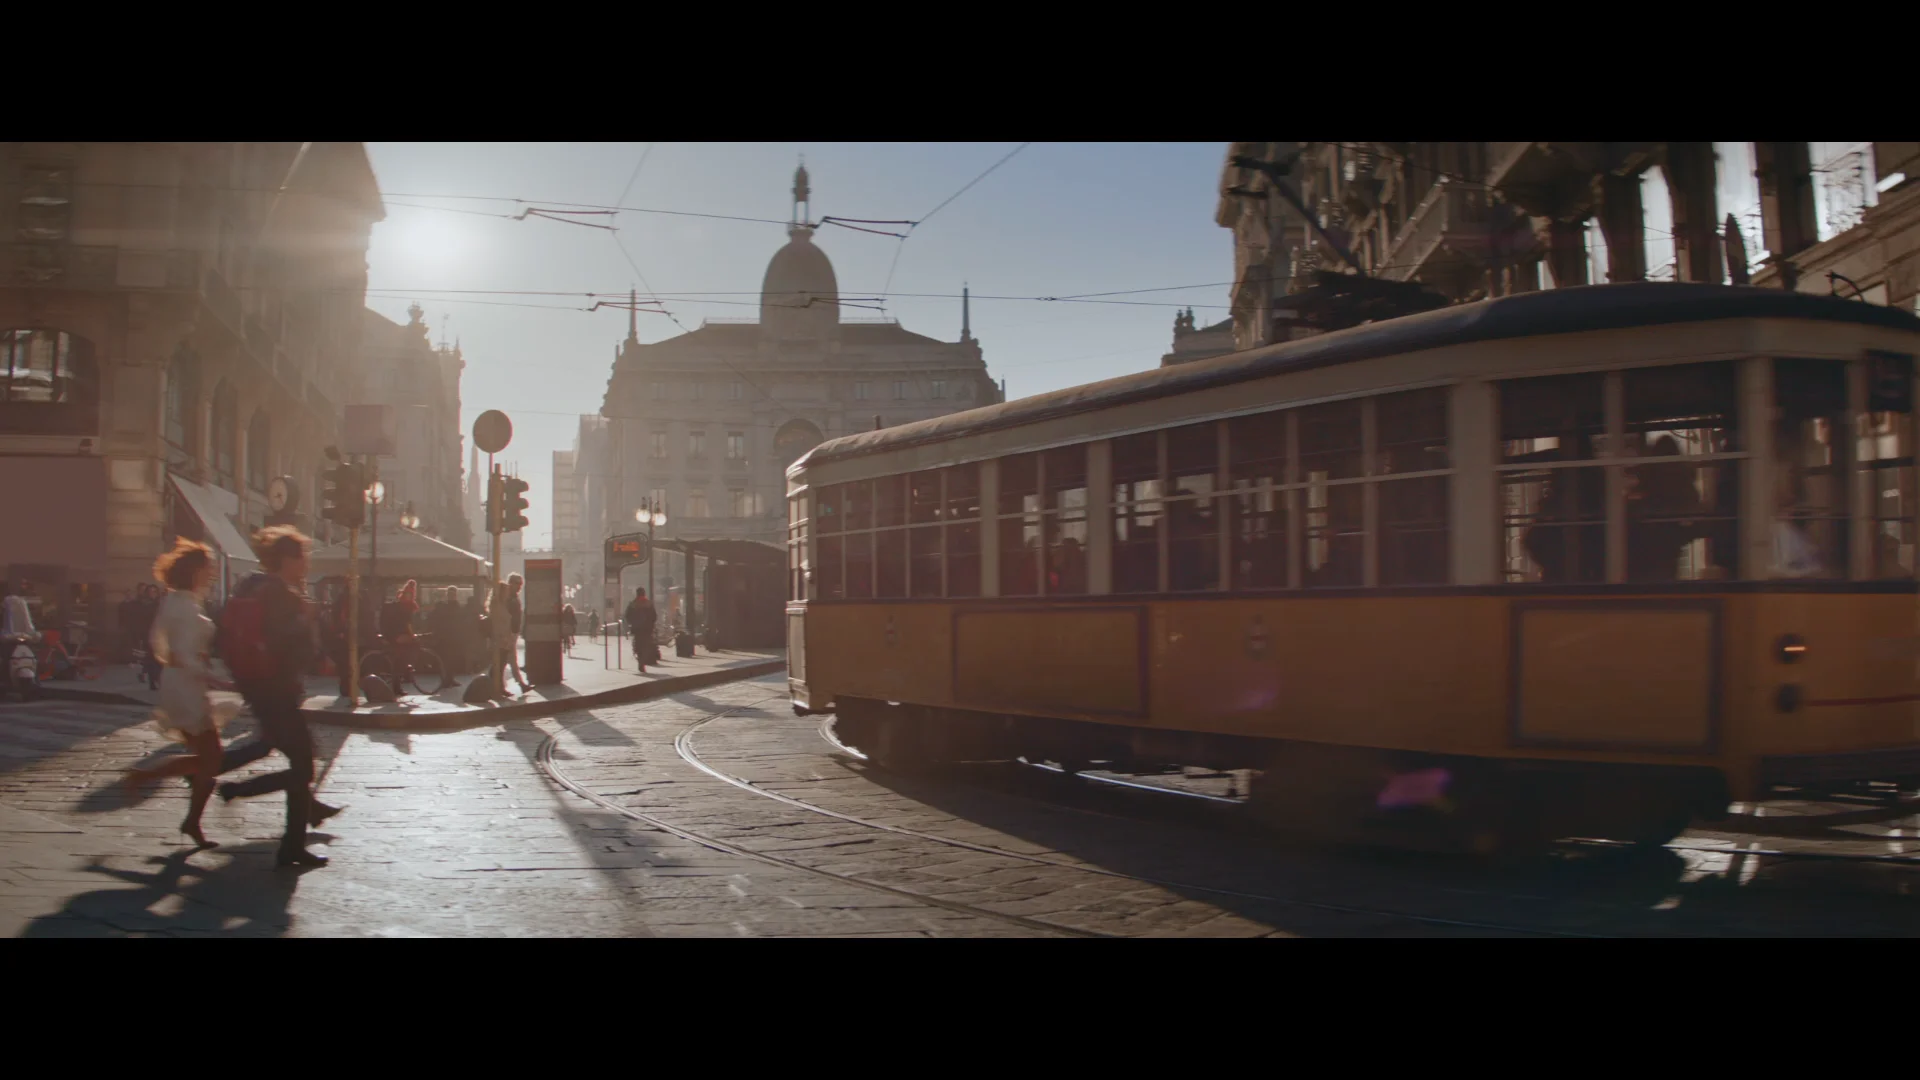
[876,142,1034,315]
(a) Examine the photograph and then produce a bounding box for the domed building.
[588,166,1000,628]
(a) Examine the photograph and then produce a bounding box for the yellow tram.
[784,283,1920,851]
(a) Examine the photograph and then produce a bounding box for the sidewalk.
[35,643,786,731]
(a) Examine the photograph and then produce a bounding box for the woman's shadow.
[19,843,302,937]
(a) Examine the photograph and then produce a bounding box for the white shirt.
[1,595,35,639]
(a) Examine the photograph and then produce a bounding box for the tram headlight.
[1776,634,1807,664]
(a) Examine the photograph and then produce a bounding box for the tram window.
[1304,481,1363,588]
[817,484,843,534]
[1000,515,1042,596]
[1379,476,1450,586]
[789,534,806,602]
[845,481,874,532]
[1112,432,1163,594]
[909,471,941,525]
[845,533,874,600]
[875,475,908,529]
[1772,359,1849,579]
[1299,399,1363,480]
[910,523,943,598]
[818,535,845,599]
[1623,362,1740,582]
[876,529,907,598]
[1864,352,1916,578]
[1503,468,1605,583]
[1044,446,1089,596]
[1229,413,1290,590]
[999,452,1040,516]
[945,463,982,598]
[1377,387,1450,474]
[1166,422,1219,591]
[948,520,981,598]
[1499,372,1604,463]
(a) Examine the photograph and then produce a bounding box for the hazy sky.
[362,142,1234,548]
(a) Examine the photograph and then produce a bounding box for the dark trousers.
[140,651,163,690]
[220,682,313,852]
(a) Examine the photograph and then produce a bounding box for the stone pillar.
[1665,142,1723,284]
[1595,171,1647,282]
[1536,217,1589,287]
[1754,142,1819,290]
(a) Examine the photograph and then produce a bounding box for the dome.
[760,227,840,340]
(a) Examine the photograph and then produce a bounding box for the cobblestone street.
[3,673,1916,937]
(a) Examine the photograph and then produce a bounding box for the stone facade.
[1159,307,1236,367]
[597,168,1000,563]
[359,304,469,551]
[1215,142,1920,351]
[0,142,382,627]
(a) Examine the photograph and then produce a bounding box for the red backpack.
[219,587,282,683]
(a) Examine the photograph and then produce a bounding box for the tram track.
[670,710,1598,937]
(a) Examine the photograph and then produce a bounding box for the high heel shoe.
[180,823,218,849]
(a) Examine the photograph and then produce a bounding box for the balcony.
[1381,182,1488,284]
[1,243,195,290]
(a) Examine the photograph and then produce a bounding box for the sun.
[369,205,487,284]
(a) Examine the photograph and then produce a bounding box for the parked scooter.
[4,635,38,701]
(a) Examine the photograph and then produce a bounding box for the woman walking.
[122,540,242,849]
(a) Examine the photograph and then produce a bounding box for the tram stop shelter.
[651,537,786,650]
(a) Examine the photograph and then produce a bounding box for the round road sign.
[473,410,513,454]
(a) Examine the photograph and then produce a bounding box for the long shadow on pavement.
[19,843,301,937]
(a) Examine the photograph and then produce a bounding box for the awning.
[652,537,785,567]
[169,475,260,570]
[307,525,492,581]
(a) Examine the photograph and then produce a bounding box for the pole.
[489,457,503,694]
[346,524,361,707]
[368,457,381,609]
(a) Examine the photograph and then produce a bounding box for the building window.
[894,380,908,400]
[164,348,200,459]
[210,380,238,489]
[16,165,73,244]
[730,489,751,518]
[853,381,871,401]
[727,432,746,460]
[650,382,666,400]
[650,432,669,459]
[649,487,667,514]
[730,381,744,401]
[687,431,706,459]
[686,489,709,518]
[957,382,972,400]
[930,379,947,399]
[0,329,99,436]
[246,409,271,494]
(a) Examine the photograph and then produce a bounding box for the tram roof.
[792,282,1920,473]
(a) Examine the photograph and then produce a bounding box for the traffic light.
[501,477,530,533]
[485,471,504,534]
[322,461,366,528]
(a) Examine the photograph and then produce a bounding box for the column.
[1665,142,1724,284]
[1536,217,1589,287]
[1754,142,1818,290]
[1595,171,1647,282]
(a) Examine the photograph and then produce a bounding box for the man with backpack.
[211,526,337,869]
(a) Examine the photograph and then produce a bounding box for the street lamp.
[636,498,666,612]
[400,502,419,530]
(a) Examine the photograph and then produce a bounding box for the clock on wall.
[268,476,299,514]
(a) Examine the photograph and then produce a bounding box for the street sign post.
[602,532,651,670]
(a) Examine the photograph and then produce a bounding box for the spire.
[627,287,639,343]
[792,157,811,227]
[961,282,972,343]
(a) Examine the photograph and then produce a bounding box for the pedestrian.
[428,590,460,671]
[134,585,163,689]
[624,586,658,673]
[560,604,577,653]
[488,576,530,694]
[210,526,339,869]
[120,541,242,849]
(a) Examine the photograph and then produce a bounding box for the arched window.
[774,419,825,471]
[210,380,238,489]
[165,347,200,454]
[1,328,100,436]
[246,408,271,493]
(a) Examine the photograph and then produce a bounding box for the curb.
[34,659,788,732]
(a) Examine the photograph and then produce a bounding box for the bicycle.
[359,632,449,696]
[37,624,104,682]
